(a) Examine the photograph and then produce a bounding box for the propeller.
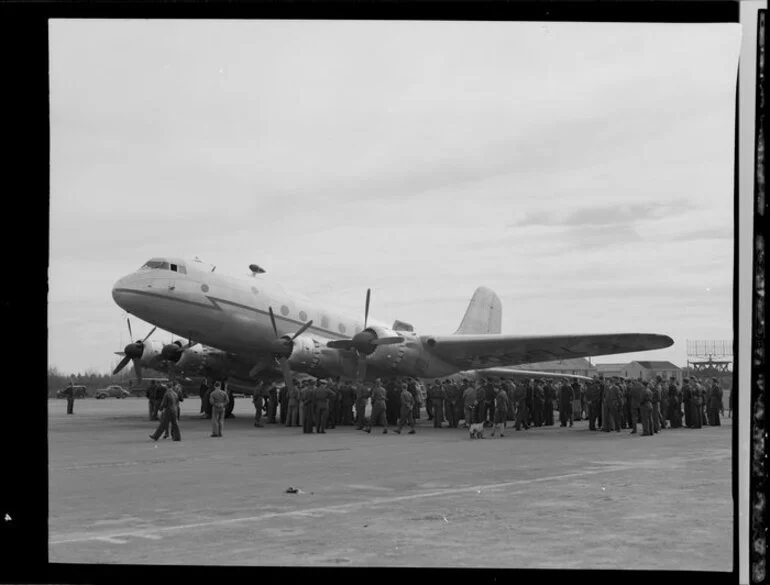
[113,317,157,382]
[250,306,313,391]
[325,288,403,380]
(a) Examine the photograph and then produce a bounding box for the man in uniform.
[428,381,444,428]
[532,380,544,427]
[475,381,486,425]
[224,380,235,419]
[365,379,389,434]
[146,381,158,420]
[513,381,529,431]
[628,379,643,434]
[543,379,554,426]
[491,384,510,438]
[707,378,723,426]
[302,381,316,433]
[150,383,182,442]
[571,380,582,421]
[659,376,669,429]
[640,381,654,436]
[285,379,299,427]
[650,378,662,433]
[691,379,703,429]
[668,378,681,428]
[558,381,573,427]
[586,377,601,431]
[602,378,619,432]
[462,381,477,428]
[326,379,338,429]
[408,380,421,421]
[505,380,516,421]
[394,383,416,434]
[596,376,605,429]
[339,379,354,426]
[208,381,228,437]
[63,380,76,415]
[354,382,371,430]
[682,378,692,428]
[153,381,166,422]
[267,383,278,424]
[484,378,497,427]
[444,379,460,428]
[313,379,333,434]
[252,381,266,427]
[199,379,209,417]
[278,381,288,425]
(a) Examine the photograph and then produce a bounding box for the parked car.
[95,385,130,399]
[56,385,88,399]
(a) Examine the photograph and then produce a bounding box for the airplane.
[111,256,674,393]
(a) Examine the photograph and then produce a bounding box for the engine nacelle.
[287,335,357,378]
[365,333,457,379]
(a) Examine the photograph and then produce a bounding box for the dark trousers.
[355,399,367,429]
[426,398,433,420]
[603,405,619,431]
[303,402,314,433]
[532,399,543,427]
[315,405,328,432]
[684,401,691,427]
[629,407,640,432]
[398,406,415,431]
[707,407,721,426]
[151,409,181,441]
[66,398,74,414]
[268,398,278,423]
[587,401,599,430]
[368,403,388,429]
[515,400,529,430]
[431,400,443,427]
[486,401,495,424]
[641,405,653,435]
[445,402,457,428]
[341,400,354,425]
[668,404,681,428]
[543,400,554,425]
[151,399,162,421]
[559,404,572,426]
[691,403,702,428]
[652,403,661,432]
[280,399,288,424]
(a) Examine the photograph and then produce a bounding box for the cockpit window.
[139,259,186,274]
[139,260,170,271]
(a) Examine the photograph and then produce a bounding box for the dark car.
[95,385,131,399]
[56,385,88,399]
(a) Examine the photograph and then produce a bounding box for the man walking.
[354,382,371,430]
[491,384,510,438]
[365,379,388,434]
[559,381,573,427]
[150,384,181,442]
[64,381,76,415]
[394,383,416,434]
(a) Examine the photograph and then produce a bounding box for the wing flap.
[423,333,674,371]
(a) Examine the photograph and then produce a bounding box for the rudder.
[455,287,502,334]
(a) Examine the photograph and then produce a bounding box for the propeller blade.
[327,339,354,350]
[364,288,371,329]
[290,319,313,341]
[114,351,126,356]
[142,326,157,343]
[371,336,404,346]
[268,306,279,338]
[278,357,294,394]
[113,355,132,375]
[127,317,133,341]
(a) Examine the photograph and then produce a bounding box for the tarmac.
[48,397,733,569]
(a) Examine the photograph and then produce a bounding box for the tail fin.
[455,287,502,334]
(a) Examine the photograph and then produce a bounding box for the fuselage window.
[299,311,308,322]
[170,264,178,272]
[140,260,170,270]
[338,323,346,334]
[280,305,290,316]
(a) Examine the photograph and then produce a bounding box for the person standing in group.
[682,379,692,428]
[505,380,516,422]
[640,382,654,436]
[353,382,371,430]
[302,381,316,434]
[707,378,723,426]
[365,379,389,434]
[586,377,601,431]
[650,378,662,433]
[513,381,529,431]
[394,383,416,434]
[252,381,267,427]
[339,379,354,426]
[428,382,444,429]
[312,380,332,433]
[198,379,209,417]
[146,381,157,420]
[691,379,703,429]
[667,378,681,428]
[63,380,76,415]
[267,383,278,424]
[602,379,618,432]
[222,379,235,419]
[543,380,555,426]
[484,378,497,428]
[150,383,182,442]
[658,376,669,429]
[285,379,299,427]
[532,381,544,427]
[628,379,643,434]
[444,379,459,428]
[209,381,228,437]
[491,384,510,438]
[462,381,477,428]
[558,381,573,427]
[408,381,421,421]
[571,380,582,421]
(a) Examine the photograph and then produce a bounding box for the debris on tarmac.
[286,486,303,494]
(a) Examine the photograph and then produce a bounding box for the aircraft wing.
[422,333,674,371]
[474,367,592,382]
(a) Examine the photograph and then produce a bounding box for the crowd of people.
[151,373,726,440]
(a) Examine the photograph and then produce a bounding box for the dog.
[469,422,485,439]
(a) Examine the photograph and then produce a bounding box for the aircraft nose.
[112,275,132,309]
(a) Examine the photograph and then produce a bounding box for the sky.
[49,19,741,375]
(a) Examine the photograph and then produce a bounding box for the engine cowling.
[287,335,357,378]
[363,332,457,379]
